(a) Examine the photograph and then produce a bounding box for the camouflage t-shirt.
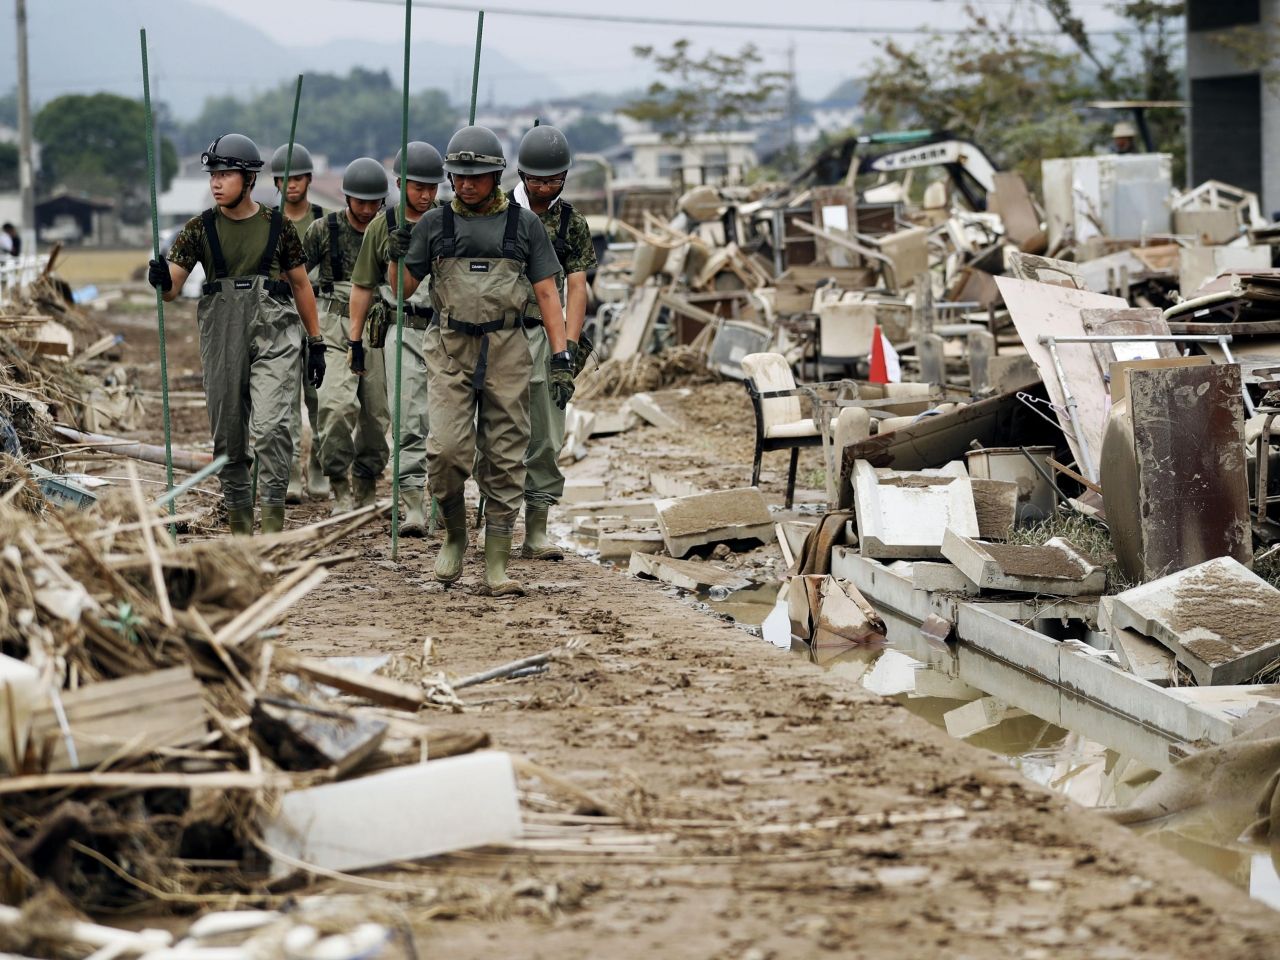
[350,202,436,290]
[285,202,326,239]
[537,201,596,277]
[168,204,306,279]
[302,211,370,288]
[522,199,597,318]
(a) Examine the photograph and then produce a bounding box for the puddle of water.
[604,548,1278,908]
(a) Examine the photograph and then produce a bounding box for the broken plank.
[0,770,284,795]
[275,653,424,711]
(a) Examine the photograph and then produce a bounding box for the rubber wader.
[426,204,533,591]
[195,207,301,535]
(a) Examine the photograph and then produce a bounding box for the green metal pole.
[139,29,176,539]
[469,11,484,124]
[390,0,412,559]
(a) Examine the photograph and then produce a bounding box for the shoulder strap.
[441,205,457,258]
[385,206,397,231]
[310,202,323,221]
[201,208,229,279]
[552,201,573,267]
[326,212,344,283]
[257,208,285,277]
[502,203,521,260]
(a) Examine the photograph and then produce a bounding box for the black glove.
[387,223,413,262]
[147,258,172,292]
[347,338,366,375]
[307,337,327,389]
[573,331,594,378]
[549,351,575,410]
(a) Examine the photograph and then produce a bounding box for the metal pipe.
[1041,336,1097,484]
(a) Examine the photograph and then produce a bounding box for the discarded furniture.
[741,351,854,508]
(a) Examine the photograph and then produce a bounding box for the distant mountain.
[0,0,561,118]
[822,78,865,105]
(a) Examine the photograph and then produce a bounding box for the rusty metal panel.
[1127,364,1252,582]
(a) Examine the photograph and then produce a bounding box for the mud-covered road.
[111,301,1280,958]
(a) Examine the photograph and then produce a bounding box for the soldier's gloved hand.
[549,351,575,410]
[387,223,413,261]
[574,331,595,378]
[147,258,172,292]
[306,336,327,389]
[347,338,366,376]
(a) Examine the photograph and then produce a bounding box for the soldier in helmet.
[387,125,571,595]
[148,133,324,535]
[347,141,445,537]
[512,125,597,561]
[271,142,329,504]
[305,157,392,514]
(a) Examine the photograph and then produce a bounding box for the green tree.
[186,70,458,167]
[861,5,1094,188]
[1037,1,1185,177]
[622,39,790,143]
[564,116,621,154]
[33,93,178,223]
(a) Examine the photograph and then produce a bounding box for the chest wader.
[426,204,534,593]
[377,209,435,526]
[314,212,390,507]
[195,207,302,528]
[520,202,575,556]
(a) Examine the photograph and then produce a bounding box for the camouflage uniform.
[350,203,435,495]
[304,212,390,485]
[286,202,327,496]
[522,199,597,508]
[167,206,307,510]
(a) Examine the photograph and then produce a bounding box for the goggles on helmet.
[446,150,506,167]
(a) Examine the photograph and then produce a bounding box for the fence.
[0,254,51,307]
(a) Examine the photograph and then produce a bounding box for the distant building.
[620,132,758,189]
[1185,1,1279,212]
[35,191,118,246]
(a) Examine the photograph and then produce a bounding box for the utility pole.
[786,41,797,171]
[15,0,36,254]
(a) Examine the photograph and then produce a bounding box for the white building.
[620,131,758,188]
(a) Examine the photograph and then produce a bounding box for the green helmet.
[201,133,262,172]
[518,125,572,177]
[442,125,506,175]
[270,143,314,177]
[393,141,445,184]
[342,157,388,201]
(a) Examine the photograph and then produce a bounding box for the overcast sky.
[185,0,1130,102]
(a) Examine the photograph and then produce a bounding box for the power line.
[338,0,1156,36]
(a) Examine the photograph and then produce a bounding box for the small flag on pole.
[868,325,901,384]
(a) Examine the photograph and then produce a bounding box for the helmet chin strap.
[220,171,255,210]
[449,173,498,211]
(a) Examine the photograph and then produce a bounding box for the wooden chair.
[741,352,855,508]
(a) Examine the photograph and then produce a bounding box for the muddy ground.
[91,297,1280,958]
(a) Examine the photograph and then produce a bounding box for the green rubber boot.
[227,505,254,537]
[434,495,468,584]
[306,456,330,499]
[484,528,525,597]
[286,462,304,504]
[520,503,563,560]
[400,487,428,538]
[353,474,377,509]
[260,503,286,534]
[330,475,353,516]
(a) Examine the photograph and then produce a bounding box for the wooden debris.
[274,653,425,712]
[27,666,208,772]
